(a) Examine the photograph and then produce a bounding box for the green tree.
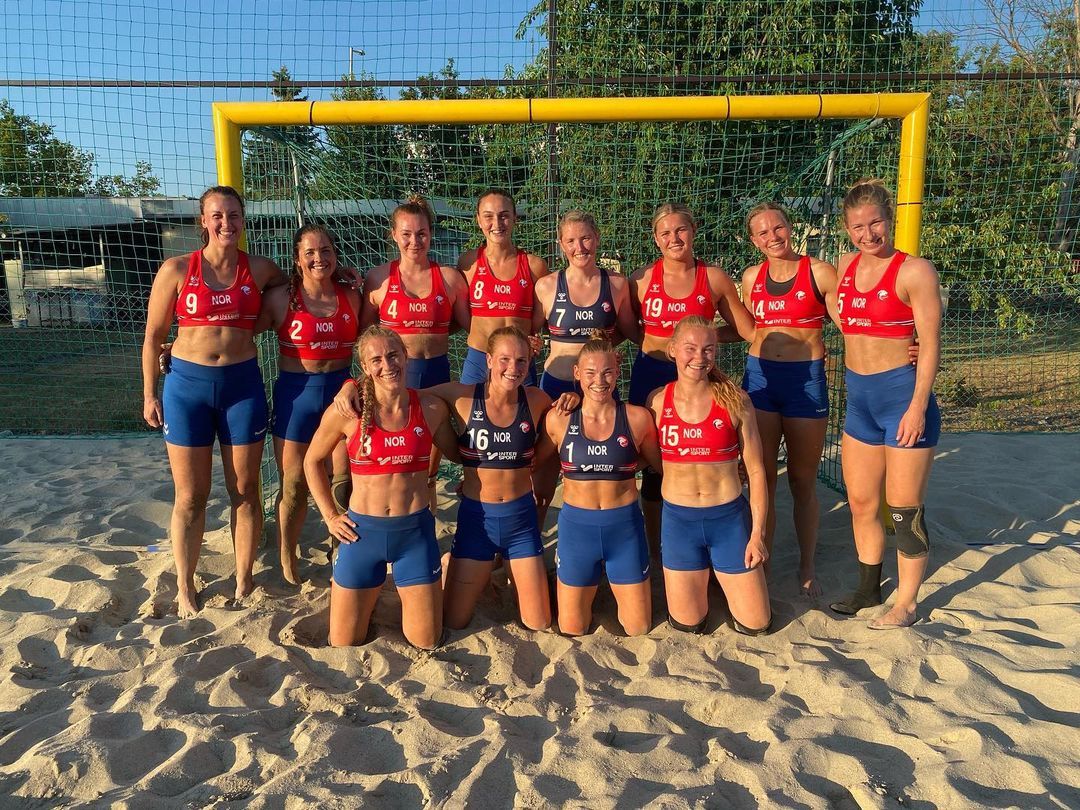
[90,160,161,197]
[0,99,94,196]
[244,66,320,205]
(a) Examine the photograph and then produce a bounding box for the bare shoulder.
[526,385,553,411]
[808,256,837,276]
[365,263,391,288]
[630,262,653,283]
[645,385,667,415]
[534,271,557,295]
[900,253,937,277]
[457,247,479,274]
[420,392,451,419]
[741,260,764,288]
[837,251,859,274]
[526,252,549,278]
[158,253,189,279]
[625,403,656,431]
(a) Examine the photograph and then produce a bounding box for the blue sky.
[1,0,999,197]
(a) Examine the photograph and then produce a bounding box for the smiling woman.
[141,185,286,618]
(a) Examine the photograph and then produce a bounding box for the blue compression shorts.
[460,346,539,387]
[661,497,752,574]
[405,354,451,389]
[333,508,441,589]
[271,367,350,443]
[628,351,678,406]
[843,365,941,448]
[556,501,650,587]
[161,356,267,447]
[451,491,543,562]
[742,356,829,419]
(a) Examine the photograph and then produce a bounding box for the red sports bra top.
[379,261,452,335]
[748,256,827,329]
[641,259,716,339]
[277,285,358,361]
[469,246,534,319]
[657,383,739,464]
[347,389,432,475]
[837,251,914,339]
[174,250,261,329]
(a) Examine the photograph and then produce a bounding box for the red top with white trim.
[657,383,739,464]
[175,250,261,329]
[347,389,432,475]
[641,258,716,339]
[837,251,914,339]
[469,246,534,319]
[748,255,826,329]
[277,285,358,361]
[379,261,452,335]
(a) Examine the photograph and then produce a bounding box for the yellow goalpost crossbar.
[212,92,930,253]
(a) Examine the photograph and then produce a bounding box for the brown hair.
[288,223,342,312]
[355,325,407,453]
[577,328,619,362]
[391,194,435,232]
[476,188,517,215]
[670,316,744,420]
[651,203,697,233]
[558,209,599,239]
[842,178,894,224]
[745,201,791,236]
[485,325,530,356]
[197,185,245,246]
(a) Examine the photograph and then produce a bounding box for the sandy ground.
[0,433,1077,808]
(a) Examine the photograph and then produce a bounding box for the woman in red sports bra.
[141,185,285,618]
[360,195,471,511]
[457,189,549,386]
[645,316,771,636]
[739,202,840,598]
[628,203,755,552]
[304,326,460,648]
[830,180,942,630]
[256,224,360,585]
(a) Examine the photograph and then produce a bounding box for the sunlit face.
[360,337,406,389]
[392,213,431,261]
[476,195,517,245]
[748,210,794,259]
[669,326,717,381]
[486,336,530,389]
[653,213,696,261]
[844,204,892,256]
[200,194,244,246]
[296,232,337,281]
[574,350,619,401]
[558,221,599,270]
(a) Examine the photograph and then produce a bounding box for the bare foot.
[281,550,302,586]
[799,566,822,598]
[177,588,200,619]
[234,573,255,602]
[868,605,918,630]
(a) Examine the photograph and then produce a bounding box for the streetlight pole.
[348,47,366,80]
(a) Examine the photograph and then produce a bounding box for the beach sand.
[0,434,1077,808]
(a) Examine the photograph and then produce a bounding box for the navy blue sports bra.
[457,384,536,469]
[559,402,639,481]
[547,269,617,343]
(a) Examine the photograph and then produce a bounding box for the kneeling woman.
[646,316,771,635]
[304,326,459,648]
[434,327,554,631]
[537,331,661,636]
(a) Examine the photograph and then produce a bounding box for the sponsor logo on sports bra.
[796,291,806,300]
[877,290,889,300]
[663,407,673,417]
[519,278,528,287]
[568,424,580,434]
[473,410,484,419]
[556,292,567,302]
[601,302,612,312]
[697,294,707,305]
[413,426,425,436]
[649,283,660,292]
[616,435,629,447]
[519,421,531,433]
[343,313,351,322]
[241,285,251,296]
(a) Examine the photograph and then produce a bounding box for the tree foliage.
[0,100,162,198]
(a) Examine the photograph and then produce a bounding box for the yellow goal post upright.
[212,92,930,252]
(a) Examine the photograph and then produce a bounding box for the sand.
[0,433,1077,808]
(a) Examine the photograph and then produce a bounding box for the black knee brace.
[641,467,663,502]
[890,504,929,559]
[731,616,772,636]
[668,614,706,634]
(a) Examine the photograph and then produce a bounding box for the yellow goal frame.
[212,93,930,253]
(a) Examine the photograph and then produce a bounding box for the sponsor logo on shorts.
[163,423,169,435]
